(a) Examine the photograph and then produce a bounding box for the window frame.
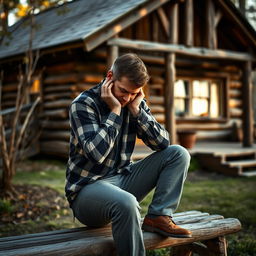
[174,76,229,123]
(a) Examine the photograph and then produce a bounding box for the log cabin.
[0,0,256,175]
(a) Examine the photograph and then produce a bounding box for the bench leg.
[171,245,193,256]
[204,236,228,256]
[171,236,227,256]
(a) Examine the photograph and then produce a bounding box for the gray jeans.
[72,145,190,256]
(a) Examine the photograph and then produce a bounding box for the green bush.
[0,199,14,215]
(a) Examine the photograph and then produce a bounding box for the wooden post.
[206,0,217,49]
[164,3,178,144]
[107,44,119,70]
[169,3,178,44]
[165,53,176,144]
[242,61,253,147]
[184,0,194,47]
[204,236,228,256]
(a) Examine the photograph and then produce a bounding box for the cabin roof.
[0,0,255,61]
[0,0,147,59]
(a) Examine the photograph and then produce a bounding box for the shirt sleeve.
[136,100,170,151]
[70,100,122,164]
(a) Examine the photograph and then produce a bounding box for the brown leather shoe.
[142,215,192,238]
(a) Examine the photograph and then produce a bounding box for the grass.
[142,176,256,256]
[2,157,256,255]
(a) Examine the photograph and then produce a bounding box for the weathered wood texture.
[242,61,253,147]
[108,38,255,61]
[0,211,241,256]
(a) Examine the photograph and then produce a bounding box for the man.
[65,53,191,256]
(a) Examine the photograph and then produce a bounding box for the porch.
[132,142,256,177]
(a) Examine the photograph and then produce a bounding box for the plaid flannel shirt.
[65,81,170,205]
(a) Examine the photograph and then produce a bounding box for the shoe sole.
[142,224,192,238]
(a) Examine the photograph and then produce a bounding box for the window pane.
[175,80,187,97]
[175,99,185,116]
[210,83,219,117]
[192,99,208,117]
[193,80,209,97]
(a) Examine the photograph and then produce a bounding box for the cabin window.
[174,79,223,118]
[30,77,41,94]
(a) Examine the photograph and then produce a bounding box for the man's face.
[111,76,142,107]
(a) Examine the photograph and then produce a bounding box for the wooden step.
[226,159,256,168]
[239,170,256,177]
[213,150,256,158]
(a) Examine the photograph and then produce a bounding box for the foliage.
[0,0,41,199]
[0,199,14,215]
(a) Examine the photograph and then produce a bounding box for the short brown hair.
[111,53,149,87]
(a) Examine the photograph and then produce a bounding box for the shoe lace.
[168,217,177,227]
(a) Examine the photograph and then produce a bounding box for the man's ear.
[107,70,113,79]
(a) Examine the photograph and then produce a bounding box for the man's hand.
[101,78,121,115]
[127,88,144,117]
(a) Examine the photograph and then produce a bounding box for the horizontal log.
[229,89,241,98]
[195,130,232,140]
[149,83,163,90]
[0,216,241,255]
[45,62,77,74]
[82,74,103,84]
[149,96,164,105]
[0,212,220,251]
[75,83,94,92]
[229,81,242,89]
[2,83,18,92]
[41,120,70,130]
[41,131,70,141]
[0,103,33,117]
[1,101,16,109]
[153,113,165,124]
[150,76,165,85]
[75,63,106,73]
[44,74,78,84]
[229,99,242,108]
[2,92,17,101]
[108,38,255,61]
[150,105,165,113]
[43,100,72,109]
[44,85,72,93]
[177,121,237,131]
[230,108,243,118]
[40,140,69,157]
[42,109,68,119]
[44,92,72,101]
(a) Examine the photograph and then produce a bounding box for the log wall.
[40,51,107,157]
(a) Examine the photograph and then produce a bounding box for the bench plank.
[0,211,241,256]
[0,212,222,251]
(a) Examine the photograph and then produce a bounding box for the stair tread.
[239,170,256,177]
[226,159,256,167]
[214,150,256,157]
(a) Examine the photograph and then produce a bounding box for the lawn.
[1,156,256,256]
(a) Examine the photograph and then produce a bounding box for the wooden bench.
[0,210,241,256]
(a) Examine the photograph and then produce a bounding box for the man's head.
[107,53,149,107]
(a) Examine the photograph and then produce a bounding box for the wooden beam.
[107,43,119,70]
[84,0,169,51]
[107,38,255,61]
[164,3,178,144]
[216,0,256,46]
[206,0,217,49]
[169,3,179,44]
[165,53,176,144]
[152,13,159,42]
[242,61,253,147]
[156,7,169,38]
[184,0,194,46]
